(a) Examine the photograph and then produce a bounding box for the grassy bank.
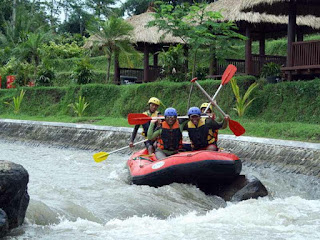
[0,76,319,143]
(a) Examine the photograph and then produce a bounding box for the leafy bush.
[36,65,55,86]
[41,41,85,59]
[72,58,94,84]
[260,62,281,77]
[159,44,186,80]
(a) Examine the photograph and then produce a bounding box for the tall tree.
[86,0,116,20]
[88,17,134,83]
[149,1,245,77]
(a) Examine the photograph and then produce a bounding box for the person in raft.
[182,106,229,151]
[147,107,184,160]
[129,97,161,155]
[200,102,215,118]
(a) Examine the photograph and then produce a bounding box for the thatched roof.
[84,10,184,49]
[125,10,184,45]
[241,0,320,17]
[206,0,320,39]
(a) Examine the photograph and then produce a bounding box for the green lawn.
[1,114,319,143]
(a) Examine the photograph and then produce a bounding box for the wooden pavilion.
[207,0,320,77]
[116,9,185,84]
[241,0,320,80]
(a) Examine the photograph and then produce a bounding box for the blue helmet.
[164,107,177,117]
[188,107,201,117]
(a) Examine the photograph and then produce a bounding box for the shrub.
[41,41,85,59]
[260,62,281,78]
[36,65,55,86]
[72,58,94,84]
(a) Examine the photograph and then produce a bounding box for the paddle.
[191,78,245,136]
[203,64,237,113]
[93,139,147,162]
[128,113,209,125]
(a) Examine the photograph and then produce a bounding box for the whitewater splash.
[1,140,319,240]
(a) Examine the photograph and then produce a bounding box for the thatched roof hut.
[206,0,320,39]
[84,9,184,49]
[241,0,320,17]
[125,10,184,45]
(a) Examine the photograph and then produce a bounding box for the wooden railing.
[291,40,320,67]
[216,55,286,76]
[252,54,286,76]
[216,59,245,75]
[119,66,162,83]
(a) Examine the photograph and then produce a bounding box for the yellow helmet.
[200,102,213,111]
[148,97,161,106]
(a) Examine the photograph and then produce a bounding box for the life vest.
[187,118,218,150]
[141,110,159,138]
[157,120,182,151]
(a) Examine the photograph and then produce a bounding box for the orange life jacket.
[157,120,182,151]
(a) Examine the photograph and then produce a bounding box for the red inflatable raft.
[127,148,242,188]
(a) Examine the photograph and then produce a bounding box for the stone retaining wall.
[1,119,319,177]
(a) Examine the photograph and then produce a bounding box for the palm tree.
[88,17,134,83]
[16,32,48,66]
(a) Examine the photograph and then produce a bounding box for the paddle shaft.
[203,84,223,114]
[193,81,227,117]
[110,139,147,154]
[146,115,209,120]
[203,64,237,114]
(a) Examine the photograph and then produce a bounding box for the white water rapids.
[1,140,319,240]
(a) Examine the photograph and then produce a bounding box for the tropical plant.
[260,62,281,78]
[4,89,26,114]
[231,78,259,117]
[72,58,94,84]
[36,64,55,86]
[87,17,135,83]
[68,96,90,117]
[15,31,48,66]
[149,2,245,78]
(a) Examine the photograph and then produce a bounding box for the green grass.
[1,114,319,143]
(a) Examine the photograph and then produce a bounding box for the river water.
[1,140,320,240]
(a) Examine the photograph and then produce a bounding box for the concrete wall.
[1,119,319,177]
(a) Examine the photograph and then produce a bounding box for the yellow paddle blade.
[93,152,109,163]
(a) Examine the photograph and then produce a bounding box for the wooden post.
[153,52,158,67]
[114,50,120,85]
[144,44,150,83]
[259,32,266,74]
[245,26,253,75]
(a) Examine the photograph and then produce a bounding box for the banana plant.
[68,96,89,117]
[4,89,25,114]
[231,78,258,117]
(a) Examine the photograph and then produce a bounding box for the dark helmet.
[164,107,177,117]
[188,107,201,117]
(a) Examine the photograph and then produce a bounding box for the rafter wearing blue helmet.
[147,107,183,160]
[181,106,229,151]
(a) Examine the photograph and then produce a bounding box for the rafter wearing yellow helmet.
[129,97,161,155]
[200,103,213,113]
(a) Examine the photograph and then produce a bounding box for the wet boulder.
[218,175,268,202]
[0,160,30,232]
